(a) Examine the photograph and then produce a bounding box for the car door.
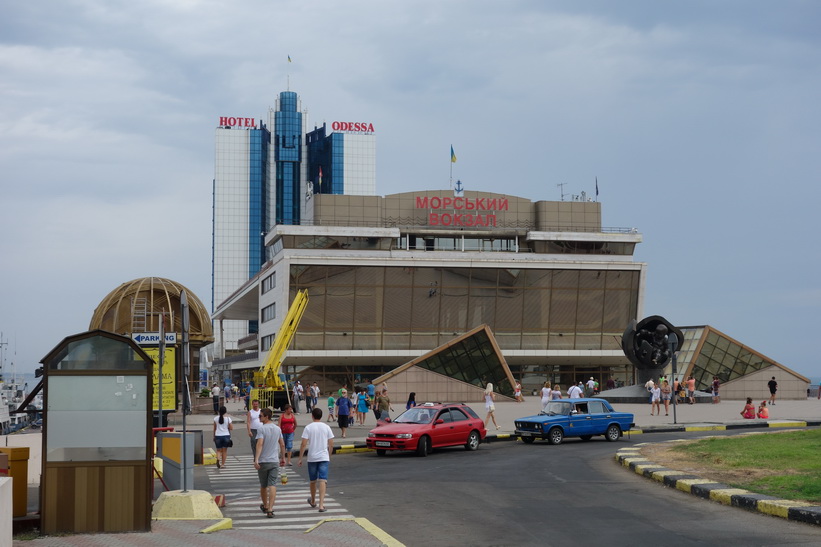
[430,409,455,446]
[567,402,593,436]
[447,407,473,446]
[586,400,608,434]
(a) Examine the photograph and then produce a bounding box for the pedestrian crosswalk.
[204,454,351,530]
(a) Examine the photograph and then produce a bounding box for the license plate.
[375,441,391,447]
[519,432,532,437]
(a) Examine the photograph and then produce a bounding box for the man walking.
[767,376,778,405]
[211,383,221,414]
[568,382,583,399]
[254,408,286,518]
[298,407,335,513]
[247,398,262,454]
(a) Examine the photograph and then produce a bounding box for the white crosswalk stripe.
[205,454,350,530]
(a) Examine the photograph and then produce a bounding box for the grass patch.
[671,429,821,502]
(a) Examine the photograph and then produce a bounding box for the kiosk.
[40,330,154,534]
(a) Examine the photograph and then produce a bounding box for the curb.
[615,439,821,526]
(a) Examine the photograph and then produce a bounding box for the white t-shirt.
[301,421,335,462]
[248,408,262,430]
[211,385,221,397]
[214,415,232,436]
[568,385,583,399]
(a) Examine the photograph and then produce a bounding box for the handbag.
[227,438,233,448]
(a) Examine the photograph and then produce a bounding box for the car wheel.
[580,435,593,441]
[547,427,564,445]
[605,424,621,442]
[416,435,430,457]
[465,430,480,451]
[521,436,535,444]
[376,449,386,456]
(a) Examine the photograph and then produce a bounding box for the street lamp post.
[668,332,679,424]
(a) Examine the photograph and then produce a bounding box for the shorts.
[257,461,280,487]
[307,460,329,482]
[486,404,495,412]
[687,390,694,397]
[282,432,294,452]
[214,435,231,449]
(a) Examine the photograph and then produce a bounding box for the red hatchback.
[366,402,487,457]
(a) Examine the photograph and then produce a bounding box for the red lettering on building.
[219,116,257,128]
[331,121,375,133]
[427,213,497,227]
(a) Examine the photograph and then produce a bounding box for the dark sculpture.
[622,316,683,384]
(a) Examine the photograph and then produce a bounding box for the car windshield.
[540,401,572,416]
[393,407,436,424]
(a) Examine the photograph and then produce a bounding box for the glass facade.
[290,265,640,352]
[248,128,268,277]
[679,327,772,390]
[274,91,302,225]
[412,328,515,397]
[306,124,375,196]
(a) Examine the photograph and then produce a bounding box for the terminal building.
[211,188,647,393]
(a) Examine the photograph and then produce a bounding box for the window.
[588,401,606,414]
[262,273,276,294]
[450,408,469,421]
[262,303,276,323]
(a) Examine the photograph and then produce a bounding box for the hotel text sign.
[219,117,257,128]
[416,196,508,227]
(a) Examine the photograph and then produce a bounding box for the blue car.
[514,398,634,445]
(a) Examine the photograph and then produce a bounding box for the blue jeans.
[307,460,329,481]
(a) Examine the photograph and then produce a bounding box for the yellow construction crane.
[251,289,309,410]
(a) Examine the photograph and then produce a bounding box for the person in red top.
[278,404,297,466]
[757,400,769,419]
[740,397,755,419]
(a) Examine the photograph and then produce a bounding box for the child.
[757,400,769,419]
[740,397,755,419]
[327,394,335,422]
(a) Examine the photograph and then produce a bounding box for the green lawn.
[672,429,821,502]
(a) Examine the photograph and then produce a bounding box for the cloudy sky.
[1,0,819,380]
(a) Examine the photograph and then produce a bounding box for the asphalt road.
[292,431,821,547]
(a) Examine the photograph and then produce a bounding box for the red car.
[366,402,487,457]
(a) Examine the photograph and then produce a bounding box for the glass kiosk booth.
[40,330,154,534]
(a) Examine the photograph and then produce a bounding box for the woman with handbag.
[213,405,233,469]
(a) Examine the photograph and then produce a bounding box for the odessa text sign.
[331,121,375,133]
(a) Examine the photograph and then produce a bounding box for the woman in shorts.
[279,404,297,466]
[213,405,233,469]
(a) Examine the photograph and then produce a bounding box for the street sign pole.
[180,291,190,493]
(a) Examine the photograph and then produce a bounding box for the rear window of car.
[588,401,606,414]
[462,406,480,419]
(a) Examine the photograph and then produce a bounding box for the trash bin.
[0,447,29,517]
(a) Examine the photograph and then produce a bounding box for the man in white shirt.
[568,383,584,399]
[254,408,286,518]
[211,383,221,414]
[297,407,335,512]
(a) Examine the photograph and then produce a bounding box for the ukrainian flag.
[451,145,457,163]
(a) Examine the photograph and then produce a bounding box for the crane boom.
[252,289,308,405]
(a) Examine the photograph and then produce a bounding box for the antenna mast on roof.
[557,183,567,202]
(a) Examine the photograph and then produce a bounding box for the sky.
[1,0,820,380]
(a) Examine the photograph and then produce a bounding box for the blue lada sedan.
[514,398,634,445]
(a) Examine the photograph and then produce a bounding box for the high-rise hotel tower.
[212,90,376,357]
